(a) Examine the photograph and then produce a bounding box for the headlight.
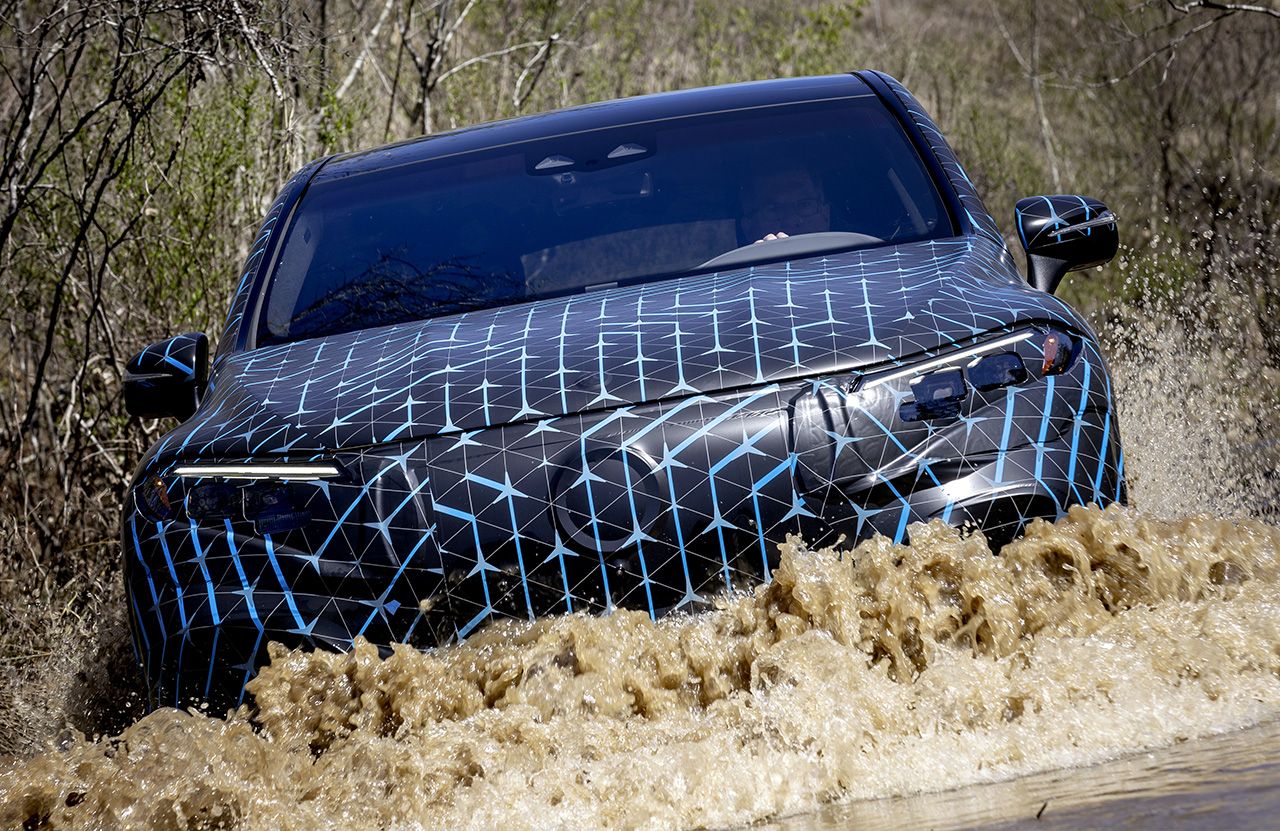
[134,461,333,530]
[901,368,967,421]
[864,330,1035,390]
[186,481,240,520]
[969,352,1028,390]
[867,328,1080,423]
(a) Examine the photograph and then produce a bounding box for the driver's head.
[739,162,831,243]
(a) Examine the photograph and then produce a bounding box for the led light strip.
[1052,211,1117,237]
[862,330,1036,389]
[172,463,341,481]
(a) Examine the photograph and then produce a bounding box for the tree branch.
[1166,0,1280,19]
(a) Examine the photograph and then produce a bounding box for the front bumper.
[124,326,1124,710]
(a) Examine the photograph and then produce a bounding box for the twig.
[229,0,283,99]
[1166,0,1280,18]
[435,37,548,84]
[335,0,396,99]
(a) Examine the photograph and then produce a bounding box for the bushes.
[0,0,1276,753]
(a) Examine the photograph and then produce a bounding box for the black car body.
[122,72,1124,710]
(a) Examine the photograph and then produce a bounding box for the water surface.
[4,505,1279,829]
[775,718,1280,830]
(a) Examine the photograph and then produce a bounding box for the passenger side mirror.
[124,332,209,421]
[1014,195,1118,294]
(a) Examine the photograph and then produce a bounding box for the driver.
[739,163,832,245]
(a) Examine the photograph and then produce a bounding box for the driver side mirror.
[1014,195,1118,294]
[124,332,209,421]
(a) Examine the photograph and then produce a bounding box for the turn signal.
[135,475,180,521]
[1041,330,1075,375]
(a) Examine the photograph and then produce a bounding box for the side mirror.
[124,332,209,421]
[1014,195,1118,294]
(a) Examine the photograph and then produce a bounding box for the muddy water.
[773,717,1280,830]
[3,505,1279,829]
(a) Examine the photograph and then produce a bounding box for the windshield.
[258,95,951,346]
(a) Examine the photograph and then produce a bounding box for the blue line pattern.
[121,74,1126,711]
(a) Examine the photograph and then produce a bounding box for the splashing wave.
[3,505,1279,829]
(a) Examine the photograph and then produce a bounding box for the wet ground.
[776,718,1280,830]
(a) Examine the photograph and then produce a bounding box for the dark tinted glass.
[260,96,950,346]
[969,352,1028,391]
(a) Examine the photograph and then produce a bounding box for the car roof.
[313,73,875,183]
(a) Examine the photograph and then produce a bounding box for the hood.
[160,235,1085,460]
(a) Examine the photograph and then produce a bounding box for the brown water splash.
[4,504,1280,830]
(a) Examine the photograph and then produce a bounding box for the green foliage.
[317,87,363,154]
[1,0,1276,540]
[1,0,1278,751]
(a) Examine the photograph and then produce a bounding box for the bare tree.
[395,0,572,134]
[0,0,294,541]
